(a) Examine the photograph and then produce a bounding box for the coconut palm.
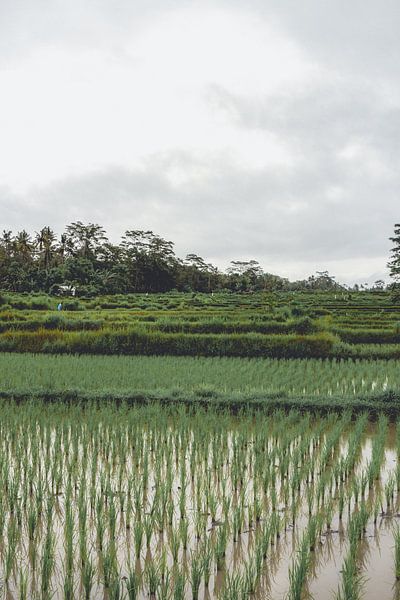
[35,227,57,271]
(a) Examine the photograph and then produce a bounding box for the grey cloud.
[225,0,400,80]
[206,81,400,156]
[204,78,399,264]
[0,0,398,283]
[4,0,399,81]
[0,0,187,63]
[0,146,396,282]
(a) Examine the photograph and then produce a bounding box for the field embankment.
[1,290,400,359]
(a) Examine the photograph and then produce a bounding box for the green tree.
[122,230,177,292]
[35,227,57,271]
[388,224,400,282]
[226,260,262,291]
[13,230,34,263]
[64,222,108,260]
[0,231,13,258]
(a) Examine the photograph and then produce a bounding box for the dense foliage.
[0,222,359,294]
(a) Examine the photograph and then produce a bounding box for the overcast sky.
[1,0,399,284]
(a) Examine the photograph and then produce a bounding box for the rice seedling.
[125,567,141,600]
[82,558,96,600]
[41,528,55,600]
[103,543,118,590]
[287,531,310,600]
[215,525,228,571]
[218,572,246,600]
[63,571,74,600]
[157,568,171,600]
[109,577,124,600]
[145,560,161,597]
[200,539,213,587]
[190,550,203,600]
[394,525,400,581]
[244,558,259,595]
[336,552,364,600]
[308,514,323,552]
[178,517,189,551]
[386,475,395,512]
[0,397,394,598]
[173,568,185,600]
[3,351,400,405]
[134,519,144,559]
[18,569,28,600]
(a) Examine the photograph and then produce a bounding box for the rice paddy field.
[0,401,399,599]
[0,352,399,396]
[1,290,400,359]
[1,291,400,597]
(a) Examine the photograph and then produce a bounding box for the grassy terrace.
[1,290,400,412]
[1,290,400,359]
[1,293,400,596]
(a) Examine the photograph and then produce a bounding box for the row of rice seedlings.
[336,506,371,600]
[2,352,400,397]
[0,401,396,597]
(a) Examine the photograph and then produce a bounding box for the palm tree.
[35,227,56,270]
[14,230,34,262]
[0,230,14,258]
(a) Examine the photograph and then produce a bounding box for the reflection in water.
[0,405,398,599]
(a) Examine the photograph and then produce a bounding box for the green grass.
[1,290,400,358]
[1,353,400,397]
[0,353,399,417]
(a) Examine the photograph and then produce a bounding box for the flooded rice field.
[0,401,399,599]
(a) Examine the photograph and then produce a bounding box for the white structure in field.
[57,285,77,296]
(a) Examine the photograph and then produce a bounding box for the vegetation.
[388,223,400,283]
[1,289,400,360]
[2,353,399,397]
[0,353,400,415]
[0,401,394,598]
[0,223,369,295]
[0,224,398,598]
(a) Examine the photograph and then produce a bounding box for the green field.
[0,291,400,597]
[0,400,397,599]
[1,290,400,413]
[1,290,400,360]
[1,352,400,415]
[0,352,399,397]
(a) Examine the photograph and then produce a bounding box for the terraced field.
[1,291,400,597]
[1,290,400,360]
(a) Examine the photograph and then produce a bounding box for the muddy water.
[259,424,399,600]
[1,416,399,599]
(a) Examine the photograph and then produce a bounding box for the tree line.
[0,222,386,295]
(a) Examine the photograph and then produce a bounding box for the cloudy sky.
[1,0,399,284]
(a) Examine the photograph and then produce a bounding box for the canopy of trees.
[0,222,349,295]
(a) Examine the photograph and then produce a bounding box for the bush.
[0,294,9,306]
[62,300,82,311]
[292,317,318,335]
[30,299,51,310]
[334,328,400,344]
[27,330,338,359]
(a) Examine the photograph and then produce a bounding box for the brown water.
[0,412,399,599]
